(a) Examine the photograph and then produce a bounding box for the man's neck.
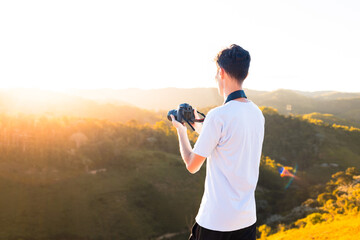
[223,85,245,102]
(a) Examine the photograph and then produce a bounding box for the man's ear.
[219,68,225,80]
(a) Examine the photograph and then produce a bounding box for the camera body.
[167,103,195,124]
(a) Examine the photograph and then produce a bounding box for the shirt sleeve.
[193,110,222,158]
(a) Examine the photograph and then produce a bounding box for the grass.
[265,213,360,240]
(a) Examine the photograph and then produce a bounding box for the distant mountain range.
[0,88,161,124]
[1,88,360,122]
[66,88,360,121]
[250,89,360,121]
[292,90,360,100]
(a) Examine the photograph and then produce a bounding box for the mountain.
[293,90,360,100]
[64,88,360,121]
[250,89,360,121]
[0,88,162,124]
[2,88,360,122]
[66,87,224,111]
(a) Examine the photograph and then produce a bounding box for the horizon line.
[1,87,359,94]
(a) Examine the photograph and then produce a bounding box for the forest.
[0,100,359,239]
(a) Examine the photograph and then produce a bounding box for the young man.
[170,44,265,240]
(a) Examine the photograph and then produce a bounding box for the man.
[170,44,265,240]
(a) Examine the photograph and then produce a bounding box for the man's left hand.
[170,115,187,132]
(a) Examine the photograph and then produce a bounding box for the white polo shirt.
[193,99,265,231]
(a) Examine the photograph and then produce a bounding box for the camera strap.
[194,111,206,122]
[185,119,196,131]
[224,90,247,104]
[183,110,206,131]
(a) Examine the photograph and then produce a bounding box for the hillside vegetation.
[300,112,360,128]
[259,167,360,240]
[0,114,202,239]
[0,95,359,239]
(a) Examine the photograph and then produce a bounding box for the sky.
[1,0,360,93]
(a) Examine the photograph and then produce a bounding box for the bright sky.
[1,0,360,93]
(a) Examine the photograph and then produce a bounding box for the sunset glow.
[1,0,360,93]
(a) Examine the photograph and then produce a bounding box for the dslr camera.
[167,103,206,131]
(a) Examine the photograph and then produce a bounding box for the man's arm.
[170,115,206,174]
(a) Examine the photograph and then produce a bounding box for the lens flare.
[278,164,298,189]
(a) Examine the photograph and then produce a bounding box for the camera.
[167,103,206,131]
[167,103,194,124]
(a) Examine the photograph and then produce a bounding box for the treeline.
[300,112,360,130]
[260,107,360,173]
[0,113,179,171]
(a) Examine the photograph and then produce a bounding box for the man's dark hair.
[215,44,251,84]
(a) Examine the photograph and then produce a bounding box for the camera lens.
[167,109,177,121]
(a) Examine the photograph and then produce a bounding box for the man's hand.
[190,108,203,134]
[170,115,187,132]
[170,114,206,174]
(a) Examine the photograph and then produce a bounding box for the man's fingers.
[170,114,186,128]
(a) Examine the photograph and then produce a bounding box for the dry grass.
[264,214,360,240]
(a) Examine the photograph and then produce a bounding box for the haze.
[1,0,360,93]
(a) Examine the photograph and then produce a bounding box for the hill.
[0,115,200,240]
[0,105,359,239]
